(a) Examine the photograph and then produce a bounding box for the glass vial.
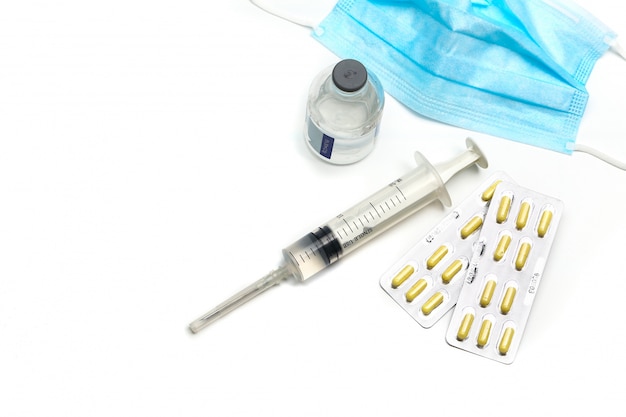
[305,59,384,165]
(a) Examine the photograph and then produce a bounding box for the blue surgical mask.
[250,0,626,168]
[312,0,618,153]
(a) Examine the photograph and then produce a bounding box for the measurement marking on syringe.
[359,219,365,228]
[286,252,298,266]
[385,201,391,211]
[396,187,407,201]
[343,218,355,233]
[370,203,381,218]
[291,248,317,264]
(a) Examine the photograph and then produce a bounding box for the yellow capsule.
[460,216,483,239]
[479,279,497,307]
[426,245,448,270]
[515,242,532,271]
[441,259,463,284]
[456,313,475,341]
[477,319,492,348]
[481,180,502,202]
[391,265,415,289]
[537,209,553,238]
[516,201,531,230]
[496,196,512,223]
[405,278,428,302]
[493,234,512,262]
[498,327,515,355]
[421,292,444,316]
[500,286,517,315]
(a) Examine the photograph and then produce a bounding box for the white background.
[1,1,625,416]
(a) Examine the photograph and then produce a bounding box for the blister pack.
[379,173,514,328]
[445,181,563,364]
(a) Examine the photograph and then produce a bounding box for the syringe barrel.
[282,152,450,281]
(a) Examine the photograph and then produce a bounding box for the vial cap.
[332,59,368,92]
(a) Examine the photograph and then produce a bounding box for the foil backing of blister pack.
[379,173,514,328]
[445,181,563,364]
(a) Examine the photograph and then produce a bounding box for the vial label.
[307,118,335,160]
[320,135,335,159]
[306,117,378,164]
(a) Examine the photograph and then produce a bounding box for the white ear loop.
[249,0,316,28]
[610,38,626,60]
[573,143,626,170]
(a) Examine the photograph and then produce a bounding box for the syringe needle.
[188,265,293,333]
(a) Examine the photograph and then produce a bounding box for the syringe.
[189,138,488,333]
